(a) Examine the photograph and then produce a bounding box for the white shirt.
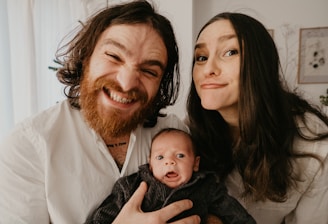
[226,113,328,224]
[0,100,188,224]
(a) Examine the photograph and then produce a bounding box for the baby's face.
[149,131,200,188]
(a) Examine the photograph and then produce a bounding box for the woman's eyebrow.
[194,34,237,50]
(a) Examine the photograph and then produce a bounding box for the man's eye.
[195,55,207,62]
[224,49,239,57]
[141,69,158,77]
[105,52,121,61]
[156,155,163,160]
[176,154,185,158]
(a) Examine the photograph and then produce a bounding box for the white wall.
[193,0,328,107]
[153,0,193,120]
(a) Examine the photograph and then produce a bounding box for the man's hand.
[113,181,201,224]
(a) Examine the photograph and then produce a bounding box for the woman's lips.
[201,83,227,89]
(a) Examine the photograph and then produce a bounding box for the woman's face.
[193,19,240,116]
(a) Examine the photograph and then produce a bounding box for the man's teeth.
[110,92,133,104]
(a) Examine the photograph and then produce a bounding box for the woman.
[187,12,328,223]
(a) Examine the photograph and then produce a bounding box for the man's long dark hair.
[187,12,328,202]
[55,0,180,127]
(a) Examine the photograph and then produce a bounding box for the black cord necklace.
[106,142,127,147]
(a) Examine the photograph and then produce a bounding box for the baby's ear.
[148,159,152,171]
[193,156,200,172]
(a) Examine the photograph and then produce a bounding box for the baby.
[85,128,255,224]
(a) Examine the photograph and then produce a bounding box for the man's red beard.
[80,75,155,138]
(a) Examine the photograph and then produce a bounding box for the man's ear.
[193,156,200,172]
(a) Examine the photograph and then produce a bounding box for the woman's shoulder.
[295,112,328,133]
[293,112,328,182]
[294,113,328,154]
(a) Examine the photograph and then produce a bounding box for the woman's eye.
[195,55,207,62]
[224,49,239,57]
[156,155,163,160]
[176,154,185,158]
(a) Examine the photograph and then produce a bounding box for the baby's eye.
[155,155,164,160]
[224,49,239,57]
[176,154,185,158]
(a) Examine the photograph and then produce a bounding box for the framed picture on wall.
[298,27,328,83]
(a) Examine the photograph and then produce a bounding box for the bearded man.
[0,1,200,224]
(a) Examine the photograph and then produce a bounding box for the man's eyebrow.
[194,34,237,50]
[102,38,166,72]
[102,38,130,55]
[141,60,166,72]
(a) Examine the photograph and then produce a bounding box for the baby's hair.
[151,128,198,156]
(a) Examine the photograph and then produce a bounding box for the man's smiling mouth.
[103,87,134,104]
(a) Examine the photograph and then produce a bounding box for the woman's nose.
[204,57,221,77]
[116,66,140,91]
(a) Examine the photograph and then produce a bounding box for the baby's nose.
[165,160,176,165]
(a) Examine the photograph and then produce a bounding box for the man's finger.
[124,181,148,209]
[155,199,195,221]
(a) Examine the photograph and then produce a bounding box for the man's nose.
[116,66,140,91]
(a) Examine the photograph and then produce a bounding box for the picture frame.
[298,27,328,83]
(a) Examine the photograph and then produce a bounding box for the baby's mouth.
[166,171,178,178]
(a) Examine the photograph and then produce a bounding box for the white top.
[226,113,328,224]
[0,100,188,224]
